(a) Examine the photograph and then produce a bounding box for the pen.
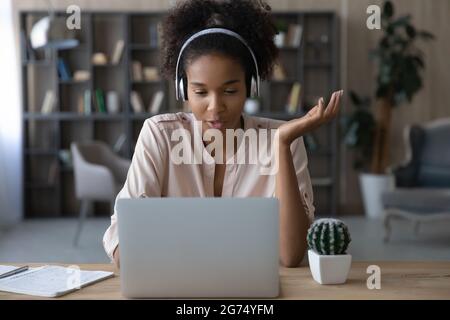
[0,266,29,279]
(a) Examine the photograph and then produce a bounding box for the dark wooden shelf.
[25,149,58,156]
[21,10,339,217]
[58,79,90,85]
[132,80,163,85]
[92,63,122,68]
[304,62,332,68]
[129,44,159,50]
[25,182,57,189]
[21,60,52,67]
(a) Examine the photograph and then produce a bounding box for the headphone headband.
[175,27,260,100]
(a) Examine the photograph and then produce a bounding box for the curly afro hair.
[160,0,279,91]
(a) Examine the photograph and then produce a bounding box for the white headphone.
[175,28,260,101]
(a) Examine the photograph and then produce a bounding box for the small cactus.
[307,218,351,255]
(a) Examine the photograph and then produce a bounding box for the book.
[286,82,302,114]
[111,39,125,65]
[286,24,303,47]
[131,61,143,81]
[41,90,56,114]
[57,58,72,81]
[0,265,114,298]
[95,89,107,113]
[106,91,120,114]
[130,91,144,113]
[77,94,84,114]
[148,90,164,114]
[84,90,92,115]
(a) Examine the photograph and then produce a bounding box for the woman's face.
[185,53,247,135]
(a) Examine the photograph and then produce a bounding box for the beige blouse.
[103,112,315,261]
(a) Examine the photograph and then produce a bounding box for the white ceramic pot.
[359,173,395,219]
[308,249,352,285]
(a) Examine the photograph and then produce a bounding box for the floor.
[0,216,449,263]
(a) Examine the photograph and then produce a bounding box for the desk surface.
[1,261,449,300]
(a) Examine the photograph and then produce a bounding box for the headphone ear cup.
[179,77,187,101]
[250,76,257,98]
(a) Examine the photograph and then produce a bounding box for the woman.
[103,0,341,268]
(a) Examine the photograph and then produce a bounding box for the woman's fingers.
[332,90,342,115]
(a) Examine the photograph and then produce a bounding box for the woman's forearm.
[275,143,310,267]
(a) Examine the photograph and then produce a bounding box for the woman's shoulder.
[144,112,193,132]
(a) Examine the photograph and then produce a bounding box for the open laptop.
[116,197,279,298]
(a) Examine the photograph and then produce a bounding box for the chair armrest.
[392,163,417,187]
[391,125,425,187]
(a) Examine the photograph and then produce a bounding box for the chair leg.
[73,200,89,246]
[384,212,392,243]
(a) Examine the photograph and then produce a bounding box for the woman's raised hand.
[277,90,343,147]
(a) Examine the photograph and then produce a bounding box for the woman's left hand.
[277,90,343,147]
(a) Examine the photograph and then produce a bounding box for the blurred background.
[0,0,449,264]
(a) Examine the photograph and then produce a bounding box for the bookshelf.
[20,11,339,218]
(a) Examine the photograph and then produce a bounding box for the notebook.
[0,265,114,298]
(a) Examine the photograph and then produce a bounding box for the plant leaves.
[389,15,411,29]
[406,24,416,39]
[417,30,435,41]
[383,1,394,19]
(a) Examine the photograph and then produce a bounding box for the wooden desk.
[1,261,449,299]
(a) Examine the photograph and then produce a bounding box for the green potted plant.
[342,91,395,219]
[307,219,352,285]
[343,0,434,218]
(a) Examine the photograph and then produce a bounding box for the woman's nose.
[207,93,225,112]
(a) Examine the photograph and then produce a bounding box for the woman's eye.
[225,89,237,94]
[194,91,207,95]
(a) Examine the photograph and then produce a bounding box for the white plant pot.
[308,249,352,285]
[359,173,395,219]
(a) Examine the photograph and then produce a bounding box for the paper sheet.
[0,265,114,297]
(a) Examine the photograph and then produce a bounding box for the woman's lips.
[206,120,224,129]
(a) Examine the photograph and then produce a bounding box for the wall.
[0,0,22,226]
[12,0,450,215]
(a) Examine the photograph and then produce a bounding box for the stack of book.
[132,62,160,81]
[130,90,164,114]
[77,89,116,114]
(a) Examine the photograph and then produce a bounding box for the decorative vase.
[359,173,395,219]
